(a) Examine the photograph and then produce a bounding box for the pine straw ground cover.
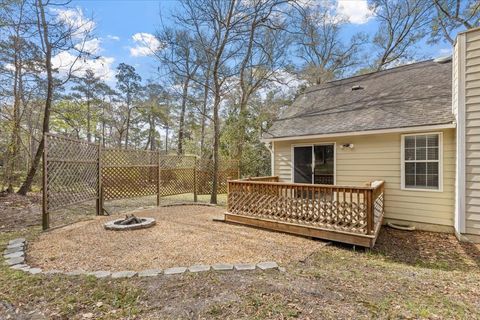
[0,193,480,319]
[27,205,326,272]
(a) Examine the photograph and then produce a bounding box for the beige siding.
[273,129,456,227]
[465,28,480,236]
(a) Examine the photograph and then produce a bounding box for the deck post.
[366,189,374,235]
[42,134,49,230]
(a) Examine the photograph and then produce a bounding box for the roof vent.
[351,85,363,91]
[434,55,452,64]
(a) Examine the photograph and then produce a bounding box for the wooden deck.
[225,176,385,248]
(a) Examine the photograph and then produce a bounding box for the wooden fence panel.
[43,134,100,229]
[102,149,159,200]
[43,133,239,229]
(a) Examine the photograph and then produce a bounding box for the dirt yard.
[1,193,480,319]
[28,205,326,271]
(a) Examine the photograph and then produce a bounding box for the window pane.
[416,174,427,187]
[405,174,415,187]
[427,135,439,147]
[405,163,415,175]
[427,162,438,175]
[416,135,427,148]
[427,174,439,188]
[416,147,426,160]
[405,136,415,148]
[427,147,438,160]
[405,148,415,161]
[416,163,426,175]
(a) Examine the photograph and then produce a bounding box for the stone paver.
[4,251,24,259]
[5,256,25,266]
[211,264,234,271]
[88,271,111,278]
[66,270,84,276]
[257,261,279,270]
[10,264,29,270]
[4,247,23,255]
[8,238,25,245]
[28,268,42,275]
[164,267,187,275]
[111,271,137,278]
[234,263,256,271]
[188,265,210,273]
[43,270,62,275]
[138,269,162,277]
[6,242,24,249]
[278,266,286,272]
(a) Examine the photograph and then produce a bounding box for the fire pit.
[104,214,156,231]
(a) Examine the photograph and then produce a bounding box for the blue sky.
[66,0,452,84]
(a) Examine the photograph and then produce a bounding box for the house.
[254,27,480,244]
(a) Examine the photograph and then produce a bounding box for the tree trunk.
[86,98,91,143]
[200,66,210,157]
[210,93,220,204]
[125,107,132,149]
[18,0,52,196]
[4,40,22,193]
[177,77,190,154]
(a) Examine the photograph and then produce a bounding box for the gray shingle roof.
[264,59,455,140]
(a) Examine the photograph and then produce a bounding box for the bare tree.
[293,3,366,84]
[0,0,42,192]
[431,0,480,44]
[370,0,431,70]
[174,0,245,204]
[234,0,290,165]
[155,29,200,154]
[18,0,94,195]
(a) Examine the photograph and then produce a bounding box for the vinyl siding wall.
[273,129,456,228]
[464,28,480,236]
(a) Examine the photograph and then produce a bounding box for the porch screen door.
[293,146,313,183]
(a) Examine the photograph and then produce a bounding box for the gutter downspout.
[264,141,274,176]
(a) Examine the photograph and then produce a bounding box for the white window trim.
[400,132,443,192]
[291,143,336,185]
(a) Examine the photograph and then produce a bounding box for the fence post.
[193,156,198,202]
[157,152,161,206]
[42,134,49,230]
[96,142,102,215]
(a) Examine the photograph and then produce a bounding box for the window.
[402,133,442,191]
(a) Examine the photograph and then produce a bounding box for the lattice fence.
[43,133,239,229]
[43,134,100,229]
[102,149,159,201]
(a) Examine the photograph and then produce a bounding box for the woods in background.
[0,0,479,202]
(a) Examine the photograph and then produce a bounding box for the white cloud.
[336,0,373,24]
[130,32,162,57]
[107,35,120,41]
[75,38,101,55]
[51,7,95,38]
[51,51,115,82]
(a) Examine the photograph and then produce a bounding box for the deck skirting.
[225,213,383,248]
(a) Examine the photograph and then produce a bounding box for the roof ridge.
[303,59,438,95]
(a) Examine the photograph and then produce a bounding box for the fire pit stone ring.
[104,217,156,231]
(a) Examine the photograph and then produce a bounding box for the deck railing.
[227,177,385,237]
